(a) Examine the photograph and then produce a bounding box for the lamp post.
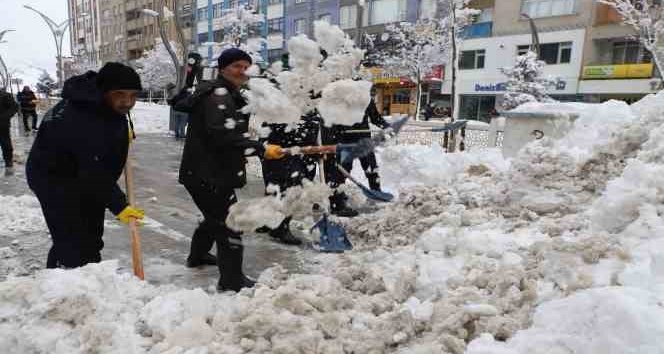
[24,5,73,89]
[520,13,540,58]
[0,30,15,92]
[141,4,183,89]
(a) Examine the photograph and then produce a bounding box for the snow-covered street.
[3,93,664,353]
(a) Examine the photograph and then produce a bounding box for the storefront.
[579,63,660,103]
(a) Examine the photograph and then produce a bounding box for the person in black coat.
[259,114,319,245]
[26,63,145,269]
[16,86,39,132]
[0,87,18,176]
[321,97,390,217]
[179,48,285,292]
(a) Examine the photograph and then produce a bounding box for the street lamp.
[24,5,72,89]
[0,30,15,90]
[520,13,540,58]
[141,5,183,89]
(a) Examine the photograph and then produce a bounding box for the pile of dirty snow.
[3,92,664,353]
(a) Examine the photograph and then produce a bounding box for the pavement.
[0,118,318,290]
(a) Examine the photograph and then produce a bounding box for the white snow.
[130,102,170,134]
[317,79,372,127]
[4,87,664,353]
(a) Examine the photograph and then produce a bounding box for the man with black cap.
[179,48,285,292]
[26,62,145,268]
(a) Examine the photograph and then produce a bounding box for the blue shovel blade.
[312,215,353,252]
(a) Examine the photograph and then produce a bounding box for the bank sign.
[474,80,567,92]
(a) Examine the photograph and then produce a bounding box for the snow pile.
[0,195,46,237]
[4,94,664,352]
[131,102,170,134]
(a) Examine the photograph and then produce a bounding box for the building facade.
[68,0,194,64]
[443,0,662,122]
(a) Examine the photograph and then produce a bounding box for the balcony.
[582,63,654,80]
[463,22,492,39]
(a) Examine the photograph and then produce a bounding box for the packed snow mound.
[0,195,46,237]
[466,287,664,354]
[131,102,170,134]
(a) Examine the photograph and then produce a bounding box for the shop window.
[459,95,496,123]
[459,50,485,70]
[612,41,652,64]
[518,42,571,64]
[393,89,411,104]
[522,0,576,18]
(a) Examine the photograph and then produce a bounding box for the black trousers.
[323,152,379,187]
[0,122,12,167]
[184,181,241,265]
[34,189,106,268]
[22,110,38,130]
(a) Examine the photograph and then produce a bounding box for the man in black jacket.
[16,86,39,132]
[26,63,145,268]
[0,87,18,176]
[259,115,319,245]
[179,48,285,292]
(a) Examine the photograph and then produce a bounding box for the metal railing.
[393,120,503,152]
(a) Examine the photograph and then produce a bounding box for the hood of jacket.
[62,71,103,106]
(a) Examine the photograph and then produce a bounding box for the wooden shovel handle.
[124,156,144,280]
[281,145,338,155]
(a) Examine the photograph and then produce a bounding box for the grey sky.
[0,0,71,90]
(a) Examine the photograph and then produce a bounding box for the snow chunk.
[214,88,228,96]
[317,79,372,127]
[314,20,347,54]
[243,78,302,125]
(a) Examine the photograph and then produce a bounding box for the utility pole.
[24,5,72,89]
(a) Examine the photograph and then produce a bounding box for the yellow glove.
[264,144,286,160]
[117,206,145,225]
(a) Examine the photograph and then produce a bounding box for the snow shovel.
[124,156,145,280]
[335,163,394,202]
[312,124,353,253]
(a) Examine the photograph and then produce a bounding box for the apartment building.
[444,0,662,122]
[67,0,104,64]
[68,0,194,64]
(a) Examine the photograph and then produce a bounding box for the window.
[294,18,307,35]
[393,89,411,104]
[459,50,486,69]
[295,0,306,4]
[213,29,224,42]
[612,41,652,64]
[517,42,571,64]
[370,0,407,25]
[268,48,284,63]
[459,95,496,123]
[198,32,208,43]
[340,5,357,29]
[319,14,332,24]
[522,0,576,18]
[268,0,283,4]
[197,7,208,20]
[268,18,284,33]
[213,4,223,18]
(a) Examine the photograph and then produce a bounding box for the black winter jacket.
[26,72,129,215]
[0,90,18,122]
[17,89,37,111]
[179,75,264,189]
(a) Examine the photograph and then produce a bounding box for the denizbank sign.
[475,83,507,92]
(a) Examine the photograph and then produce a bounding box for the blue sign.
[475,83,507,92]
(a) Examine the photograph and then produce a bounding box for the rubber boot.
[330,192,359,218]
[268,217,302,245]
[217,237,255,292]
[366,172,382,192]
[186,221,217,267]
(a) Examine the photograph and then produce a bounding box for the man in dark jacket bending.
[179,48,284,292]
[26,63,145,268]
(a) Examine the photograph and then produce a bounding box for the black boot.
[366,172,382,192]
[186,221,217,267]
[217,237,255,292]
[268,217,302,245]
[330,192,359,218]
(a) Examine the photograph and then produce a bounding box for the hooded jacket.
[179,75,264,189]
[26,71,130,215]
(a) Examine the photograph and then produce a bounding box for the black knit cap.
[218,48,253,69]
[96,62,143,92]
